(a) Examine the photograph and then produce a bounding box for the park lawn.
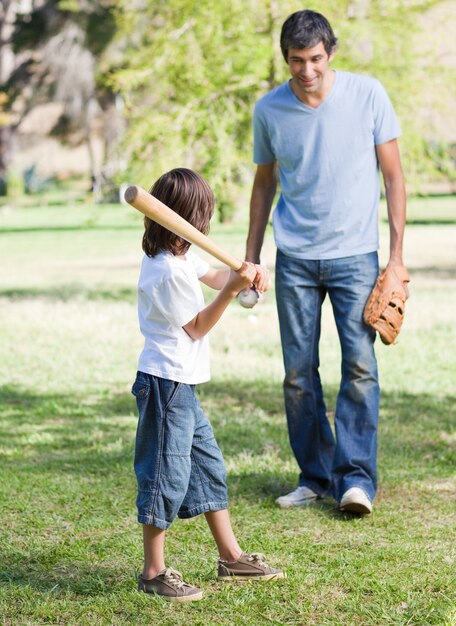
[0,195,455,626]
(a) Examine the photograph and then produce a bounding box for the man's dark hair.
[142,168,214,257]
[280,10,338,61]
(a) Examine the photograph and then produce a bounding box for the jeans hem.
[137,514,171,530]
[339,484,375,503]
[298,480,327,499]
[178,501,228,519]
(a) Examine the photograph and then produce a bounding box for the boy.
[132,168,283,602]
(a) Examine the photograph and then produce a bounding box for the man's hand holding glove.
[363,265,410,345]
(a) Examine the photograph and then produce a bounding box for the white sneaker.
[339,487,372,514]
[275,485,320,508]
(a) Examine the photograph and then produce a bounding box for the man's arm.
[245,163,277,264]
[376,139,406,267]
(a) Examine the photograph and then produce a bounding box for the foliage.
[109,0,280,220]
[0,92,9,126]
[3,1,455,208]
[108,0,455,218]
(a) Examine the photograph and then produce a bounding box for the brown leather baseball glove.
[363,265,410,345]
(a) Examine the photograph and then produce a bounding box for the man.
[245,10,407,514]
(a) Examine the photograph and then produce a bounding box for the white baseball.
[238,288,259,309]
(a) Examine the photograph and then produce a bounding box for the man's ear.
[328,46,337,62]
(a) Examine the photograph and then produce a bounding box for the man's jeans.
[275,250,380,502]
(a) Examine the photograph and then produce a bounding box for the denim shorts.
[131,371,228,529]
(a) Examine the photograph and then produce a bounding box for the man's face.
[287,42,334,97]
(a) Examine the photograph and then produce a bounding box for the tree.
[109,0,283,220]
[0,0,15,195]
[109,0,455,216]
[6,0,121,194]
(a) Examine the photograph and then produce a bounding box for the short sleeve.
[152,269,201,328]
[253,103,275,164]
[187,250,210,278]
[372,80,402,145]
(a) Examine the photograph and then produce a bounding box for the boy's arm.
[200,265,271,293]
[183,263,256,340]
[199,268,230,290]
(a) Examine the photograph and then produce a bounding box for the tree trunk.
[267,0,282,90]
[0,0,15,195]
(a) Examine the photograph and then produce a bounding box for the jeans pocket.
[158,379,183,412]
[131,380,150,400]
[131,373,151,421]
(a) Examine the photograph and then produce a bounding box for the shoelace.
[162,567,188,589]
[246,552,267,567]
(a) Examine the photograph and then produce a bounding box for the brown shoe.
[138,567,203,602]
[218,552,285,581]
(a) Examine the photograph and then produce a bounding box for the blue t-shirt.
[253,71,402,259]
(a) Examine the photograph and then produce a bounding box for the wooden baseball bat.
[124,185,242,271]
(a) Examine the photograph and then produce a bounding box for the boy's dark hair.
[142,168,215,257]
[280,10,338,61]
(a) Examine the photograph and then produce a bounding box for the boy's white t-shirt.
[137,250,211,384]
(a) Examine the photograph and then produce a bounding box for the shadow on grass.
[409,265,456,279]
[0,224,139,234]
[0,384,136,476]
[0,285,137,302]
[0,562,131,596]
[1,380,455,596]
[406,219,456,225]
[1,380,454,487]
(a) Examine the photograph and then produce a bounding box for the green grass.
[1,195,455,625]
